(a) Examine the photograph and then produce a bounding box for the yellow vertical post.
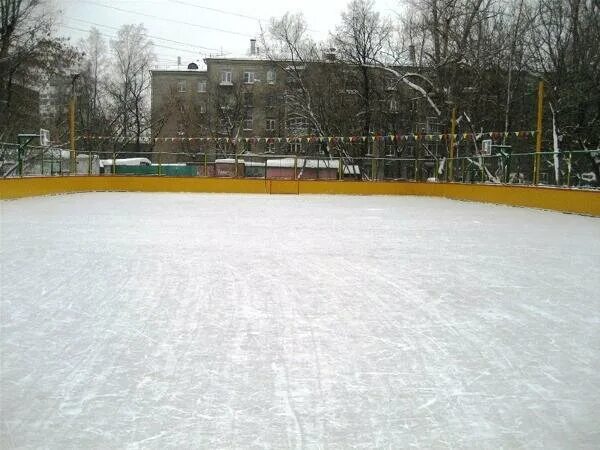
[534,81,544,185]
[69,97,76,174]
[449,107,457,182]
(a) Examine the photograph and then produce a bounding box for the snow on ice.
[1,193,599,448]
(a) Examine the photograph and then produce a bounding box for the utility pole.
[69,74,80,174]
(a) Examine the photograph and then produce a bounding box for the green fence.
[112,165,197,176]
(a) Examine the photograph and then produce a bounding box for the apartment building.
[151,40,416,162]
[152,40,291,161]
[151,63,208,162]
[208,59,287,144]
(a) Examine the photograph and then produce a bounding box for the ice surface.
[1,193,599,448]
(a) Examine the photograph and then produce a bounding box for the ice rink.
[1,192,599,448]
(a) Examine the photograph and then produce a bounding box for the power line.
[63,26,211,67]
[61,24,205,57]
[78,0,254,38]
[167,0,260,21]
[166,0,323,34]
[65,17,222,52]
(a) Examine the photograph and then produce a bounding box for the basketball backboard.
[40,129,50,146]
[481,139,492,155]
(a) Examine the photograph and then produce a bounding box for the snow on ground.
[1,193,599,448]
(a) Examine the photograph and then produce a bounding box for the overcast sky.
[52,0,399,68]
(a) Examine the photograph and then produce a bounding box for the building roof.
[203,54,272,64]
[151,67,207,74]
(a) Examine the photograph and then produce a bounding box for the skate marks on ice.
[1,193,599,448]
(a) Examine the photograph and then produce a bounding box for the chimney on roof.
[250,39,256,56]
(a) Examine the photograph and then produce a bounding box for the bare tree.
[105,24,154,153]
[77,27,107,136]
[262,13,330,145]
[333,0,392,154]
[525,0,600,181]
[206,78,259,161]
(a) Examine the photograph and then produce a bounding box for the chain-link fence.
[2,142,598,189]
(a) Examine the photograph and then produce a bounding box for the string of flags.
[80,130,537,144]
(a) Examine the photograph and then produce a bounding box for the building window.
[266,68,276,84]
[244,110,253,130]
[389,99,398,112]
[177,80,187,92]
[179,103,185,113]
[197,80,207,92]
[266,142,276,153]
[288,142,303,154]
[220,70,232,85]
[266,94,276,107]
[243,71,255,84]
[266,119,276,131]
[243,92,253,106]
[199,103,206,114]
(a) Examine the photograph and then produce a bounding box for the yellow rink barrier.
[1,176,599,216]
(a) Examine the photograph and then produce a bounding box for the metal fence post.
[414,155,418,182]
[158,146,162,176]
[504,149,512,183]
[481,157,485,182]
[316,156,319,180]
[18,145,23,177]
[235,147,239,178]
[449,107,457,181]
[294,154,298,180]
